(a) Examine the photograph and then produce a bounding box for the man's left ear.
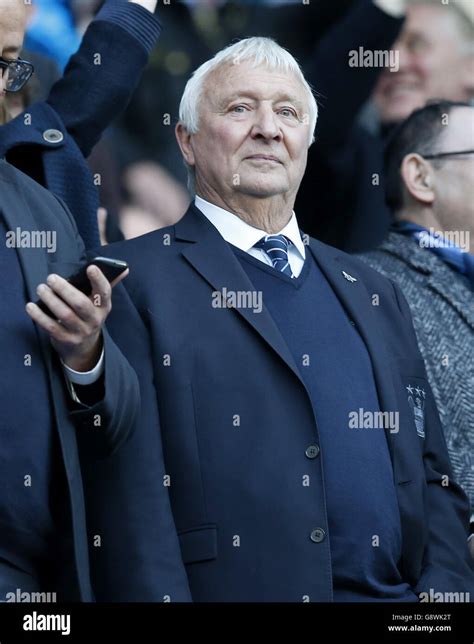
[400,153,436,206]
[175,122,196,168]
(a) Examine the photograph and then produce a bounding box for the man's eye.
[279,108,297,118]
[231,105,247,113]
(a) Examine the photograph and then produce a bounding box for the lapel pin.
[342,270,357,283]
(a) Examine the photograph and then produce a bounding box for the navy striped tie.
[254,234,294,278]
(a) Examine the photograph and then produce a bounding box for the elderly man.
[360,100,474,556]
[102,37,474,601]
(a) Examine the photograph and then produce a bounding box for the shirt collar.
[194,195,306,259]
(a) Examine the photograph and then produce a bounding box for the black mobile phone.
[36,256,129,318]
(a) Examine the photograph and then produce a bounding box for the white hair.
[178,36,318,147]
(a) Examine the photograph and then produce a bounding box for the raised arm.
[46,0,160,158]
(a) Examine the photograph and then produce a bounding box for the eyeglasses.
[0,57,34,93]
[423,150,474,160]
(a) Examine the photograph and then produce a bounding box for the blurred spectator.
[296,0,474,251]
[120,160,189,237]
[373,0,474,124]
[360,102,474,544]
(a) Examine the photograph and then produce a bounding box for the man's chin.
[378,95,426,125]
[237,179,289,199]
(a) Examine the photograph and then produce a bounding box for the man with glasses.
[0,0,160,249]
[361,101,474,556]
[0,56,34,93]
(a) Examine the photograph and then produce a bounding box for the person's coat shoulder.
[0,159,77,233]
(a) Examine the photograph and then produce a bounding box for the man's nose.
[251,106,282,141]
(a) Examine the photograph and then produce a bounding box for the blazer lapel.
[175,205,304,384]
[1,181,51,302]
[1,175,55,367]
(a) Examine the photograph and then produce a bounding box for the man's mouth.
[379,77,421,100]
[245,155,282,164]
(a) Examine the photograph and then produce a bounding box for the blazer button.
[305,444,320,459]
[43,129,64,144]
[310,528,326,543]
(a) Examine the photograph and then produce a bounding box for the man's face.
[430,107,474,239]
[181,60,311,208]
[0,0,26,109]
[374,4,474,124]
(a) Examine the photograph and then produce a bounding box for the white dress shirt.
[195,196,306,277]
[62,348,105,404]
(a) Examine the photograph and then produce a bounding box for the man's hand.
[26,266,129,372]
[128,0,157,14]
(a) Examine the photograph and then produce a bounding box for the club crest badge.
[406,385,426,438]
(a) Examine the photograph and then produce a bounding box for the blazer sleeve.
[52,195,141,460]
[46,0,162,158]
[82,282,193,601]
[391,282,474,594]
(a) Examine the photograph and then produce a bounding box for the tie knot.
[254,234,291,253]
[254,235,294,277]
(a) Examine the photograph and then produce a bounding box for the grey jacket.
[360,232,474,520]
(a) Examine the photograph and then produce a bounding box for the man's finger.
[26,301,73,343]
[87,265,112,309]
[45,273,95,322]
[35,283,86,333]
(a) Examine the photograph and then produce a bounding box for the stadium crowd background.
[12,0,473,248]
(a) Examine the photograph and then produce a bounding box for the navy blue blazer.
[101,204,474,601]
[0,0,161,249]
[0,160,139,601]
